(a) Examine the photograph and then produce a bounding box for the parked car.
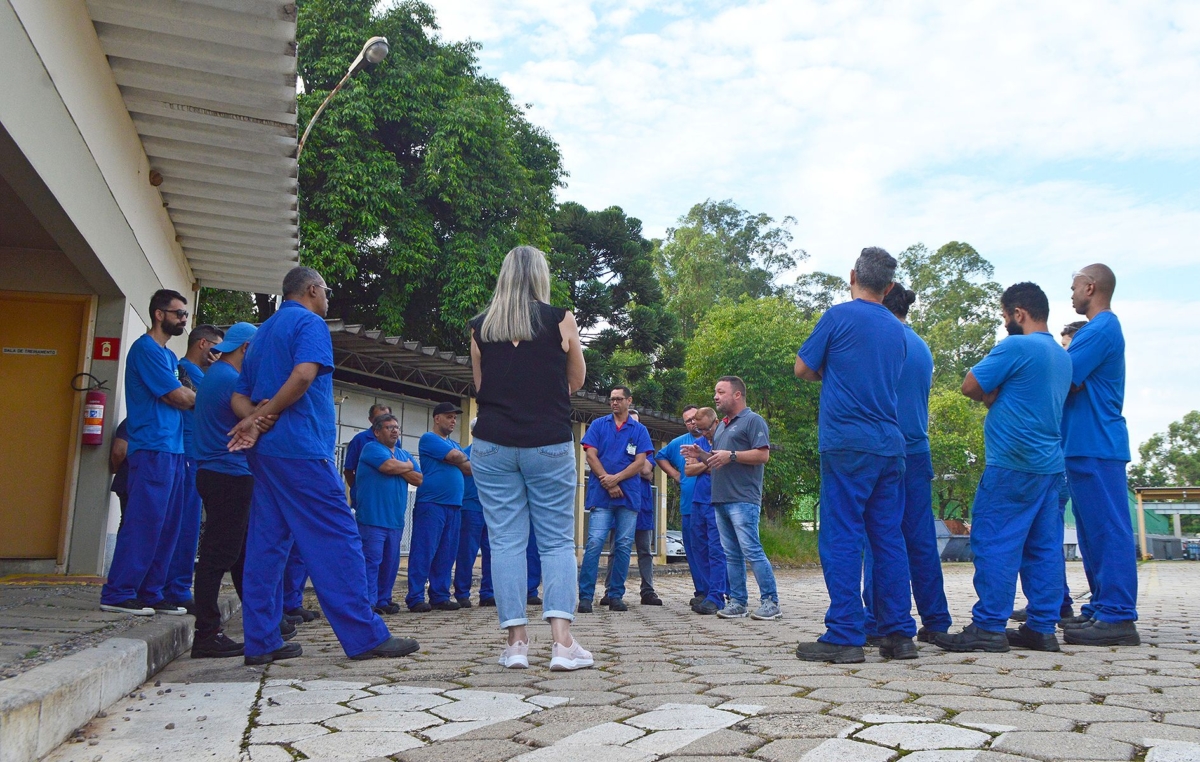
[665,530,686,559]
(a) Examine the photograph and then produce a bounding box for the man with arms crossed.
[357,414,421,616]
[408,402,471,612]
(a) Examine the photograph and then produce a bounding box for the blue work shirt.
[416,432,465,506]
[691,437,713,508]
[235,300,336,460]
[343,429,377,507]
[971,332,1072,474]
[657,433,699,516]
[355,440,418,529]
[462,444,482,512]
[636,453,656,531]
[1062,311,1130,462]
[193,360,250,477]
[178,357,205,459]
[896,324,934,455]
[797,299,906,457]
[124,333,184,455]
[581,414,654,510]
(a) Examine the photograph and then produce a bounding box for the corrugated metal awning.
[87,0,299,294]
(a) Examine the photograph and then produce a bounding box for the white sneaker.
[498,641,529,669]
[549,638,594,671]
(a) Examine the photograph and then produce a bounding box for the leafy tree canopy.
[1129,411,1200,487]
[684,297,821,518]
[656,200,806,341]
[928,387,987,518]
[791,271,848,316]
[296,0,564,350]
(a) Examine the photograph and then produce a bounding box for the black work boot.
[1063,619,1140,647]
[878,634,918,660]
[1009,607,1028,622]
[917,626,946,643]
[933,623,1010,653]
[1059,614,1093,629]
[1006,623,1061,652]
[796,640,866,664]
[244,642,302,666]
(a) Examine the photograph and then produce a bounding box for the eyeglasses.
[608,397,627,403]
[161,309,189,320]
[317,286,333,299]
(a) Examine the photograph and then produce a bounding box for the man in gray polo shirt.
[683,375,780,620]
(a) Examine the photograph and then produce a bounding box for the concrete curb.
[0,595,239,762]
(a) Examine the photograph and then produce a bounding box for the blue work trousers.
[1067,457,1138,622]
[681,512,705,598]
[579,506,637,601]
[359,523,402,608]
[691,501,728,606]
[969,466,1064,634]
[818,451,913,646]
[526,526,542,598]
[242,453,389,658]
[283,545,308,611]
[163,457,202,604]
[454,510,494,603]
[863,451,952,636]
[714,501,779,606]
[102,450,186,606]
[405,502,461,607]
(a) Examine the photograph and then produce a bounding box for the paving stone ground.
[47,561,1200,762]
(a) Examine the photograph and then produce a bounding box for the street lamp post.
[296,36,390,159]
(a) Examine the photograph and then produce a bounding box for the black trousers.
[194,469,253,638]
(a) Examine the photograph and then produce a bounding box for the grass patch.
[760,518,820,566]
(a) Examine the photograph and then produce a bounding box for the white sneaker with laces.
[499,640,529,669]
[549,638,594,671]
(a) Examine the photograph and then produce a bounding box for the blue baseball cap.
[212,322,257,353]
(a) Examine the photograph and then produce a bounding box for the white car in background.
[664,530,686,559]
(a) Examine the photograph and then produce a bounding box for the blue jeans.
[1067,457,1138,622]
[692,502,728,606]
[713,501,778,606]
[863,451,952,636]
[454,510,494,602]
[164,457,203,603]
[580,506,638,601]
[359,523,402,608]
[470,438,577,629]
[406,502,461,607]
[970,466,1064,634]
[101,450,186,606]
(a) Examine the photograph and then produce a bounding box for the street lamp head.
[349,36,389,74]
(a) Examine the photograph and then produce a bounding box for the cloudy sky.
[421,0,1199,456]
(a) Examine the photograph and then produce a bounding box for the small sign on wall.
[3,347,58,356]
[93,337,121,360]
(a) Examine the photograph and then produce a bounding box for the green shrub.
[759,518,820,566]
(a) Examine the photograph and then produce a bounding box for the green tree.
[196,288,259,326]
[297,0,564,350]
[1128,411,1200,487]
[546,202,682,410]
[656,200,806,341]
[791,271,848,317]
[928,387,987,519]
[899,242,1002,390]
[684,297,821,518]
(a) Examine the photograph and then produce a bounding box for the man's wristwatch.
[729,450,738,463]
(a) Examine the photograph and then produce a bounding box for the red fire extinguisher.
[73,373,109,446]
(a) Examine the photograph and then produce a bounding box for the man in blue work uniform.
[343,403,392,505]
[602,410,661,606]
[230,267,417,664]
[862,283,953,645]
[455,439,495,608]
[936,282,1072,653]
[357,413,421,616]
[656,406,704,605]
[1060,264,1140,647]
[578,387,653,613]
[794,247,914,663]
[100,289,195,616]
[684,407,727,615]
[164,324,224,614]
[408,401,471,612]
[190,322,255,658]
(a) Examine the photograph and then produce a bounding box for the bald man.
[1059,264,1139,647]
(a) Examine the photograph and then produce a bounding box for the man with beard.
[936,282,1071,653]
[100,290,195,616]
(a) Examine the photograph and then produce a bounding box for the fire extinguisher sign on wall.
[73,373,109,446]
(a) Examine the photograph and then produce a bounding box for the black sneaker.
[1006,624,1061,652]
[285,606,321,623]
[432,600,461,612]
[917,626,946,643]
[689,596,703,607]
[456,598,473,609]
[934,623,1010,653]
[641,592,663,606]
[608,598,628,612]
[527,595,543,606]
[166,599,196,616]
[349,636,420,660]
[1010,607,1028,622]
[1060,614,1093,629]
[796,641,865,664]
[577,599,593,613]
[878,634,918,660]
[150,600,188,616]
[598,595,612,606]
[479,598,496,607]
[244,642,302,666]
[694,600,719,615]
[100,599,154,616]
[409,601,432,613]
[1063,619,1140,647]
[280,619,296,641]
[191,632,244,659]
[865,635,886,647]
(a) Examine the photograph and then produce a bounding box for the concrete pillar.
[654,438,668,565]
[1174,513,1183,538]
